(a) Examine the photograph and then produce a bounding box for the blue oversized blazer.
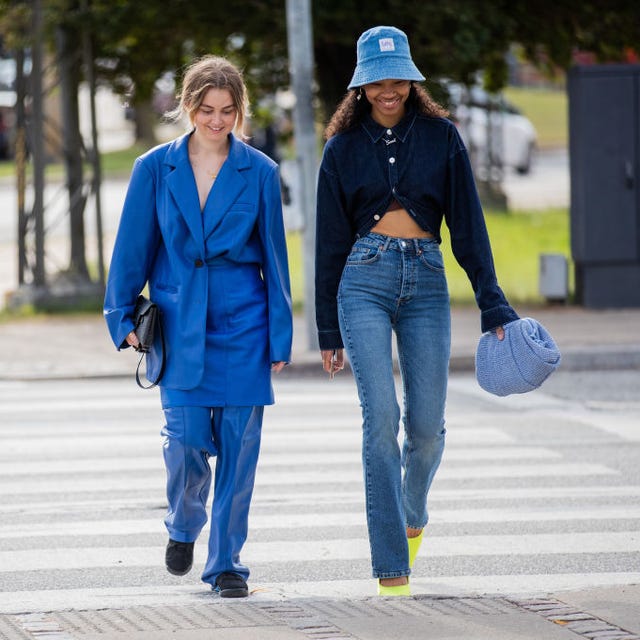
[104,132,293,393]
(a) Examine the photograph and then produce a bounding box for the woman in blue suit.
[104,55,293,598]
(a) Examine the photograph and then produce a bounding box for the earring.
[356,89,362,101]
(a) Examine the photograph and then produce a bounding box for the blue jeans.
[338,232,450,579]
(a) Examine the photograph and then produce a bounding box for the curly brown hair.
[324,83,448,140]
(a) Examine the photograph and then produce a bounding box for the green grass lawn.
[503,86,567,150]
[287,207,571,311]
[99,144,149,176]
[0,145,143,180]
[443,208,571,304]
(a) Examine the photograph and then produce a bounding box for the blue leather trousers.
[161,405,263,586]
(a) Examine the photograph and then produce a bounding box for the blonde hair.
[171,55,249,136]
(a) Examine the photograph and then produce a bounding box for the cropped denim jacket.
[315,107,518,350]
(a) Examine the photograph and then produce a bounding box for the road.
[0,369,638,621]
[0,148,568,309]
[503,148,569,211]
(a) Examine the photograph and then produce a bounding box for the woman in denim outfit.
[315,26,518,595]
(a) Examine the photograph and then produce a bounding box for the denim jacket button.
[373,214,381,221]
[389,157,395,164]
[386,128,393,135]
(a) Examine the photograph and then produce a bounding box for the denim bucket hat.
[348,26,425,89]
[475,318,561,396]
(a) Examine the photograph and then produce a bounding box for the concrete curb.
[1,346,638,383]
[0,307,638,382]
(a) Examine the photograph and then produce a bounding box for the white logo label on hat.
[378,38,395,52]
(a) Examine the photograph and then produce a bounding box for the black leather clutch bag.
[133,295,158,353]
[133,294,165,388]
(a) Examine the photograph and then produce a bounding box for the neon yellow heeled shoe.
[377,580,411,596]
[408,530,423,568]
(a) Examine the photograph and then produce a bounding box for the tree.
[312,1,640,119]
[84,0,289,146]
[1,0,638,304]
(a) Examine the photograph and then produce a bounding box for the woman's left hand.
[271,361,286,373]
[126,330,140,350]
[495,326,505,341]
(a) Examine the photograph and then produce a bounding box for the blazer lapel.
[164,133,204,249]
[203,134,251,240]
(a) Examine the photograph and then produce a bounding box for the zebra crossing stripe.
[1,531,639,573]
[0,462,616,496]
[4,485,639,515]
[1,505,640,539]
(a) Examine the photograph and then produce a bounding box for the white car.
[446,83,537,177]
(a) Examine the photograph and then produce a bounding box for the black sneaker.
[215,572,249,598]
[165,539,194,576]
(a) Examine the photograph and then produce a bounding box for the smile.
[378,97,401,107]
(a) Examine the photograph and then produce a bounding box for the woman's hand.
[321,349,344,378]
[271,362,286,373]
[126,331,140,350]
[495,326,505,341]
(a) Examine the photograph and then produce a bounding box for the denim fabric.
[348,26,425,89]
[338,233,450,578]
[161,405,263,586]
[315,107,518,350]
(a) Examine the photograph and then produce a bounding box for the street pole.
[30,0,46,288]
[15,47,27,287]
[286,0,318,350]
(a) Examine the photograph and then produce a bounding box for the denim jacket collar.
[360,107,417,144]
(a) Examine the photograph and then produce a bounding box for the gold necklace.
[208,156,227,180]
[191,153,228,181]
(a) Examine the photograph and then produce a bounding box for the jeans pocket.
[418,246,445,272]
[345,244,381,265]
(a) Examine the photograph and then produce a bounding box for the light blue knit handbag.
[475,317,561,396]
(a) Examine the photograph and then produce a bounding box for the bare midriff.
[371,206,435,239]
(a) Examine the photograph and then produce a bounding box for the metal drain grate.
[510,597,640,640]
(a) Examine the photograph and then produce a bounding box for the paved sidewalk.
[2,585,639,639]
[0,304,638,381]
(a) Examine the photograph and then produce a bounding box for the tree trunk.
[57,20,90,280]
[133,99,158,147]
